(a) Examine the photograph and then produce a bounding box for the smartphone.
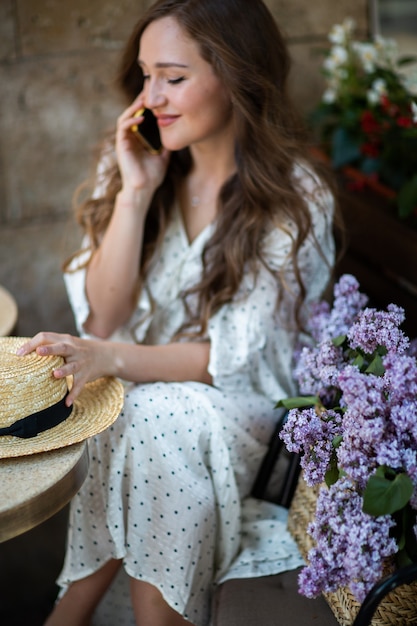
[131,108,162,155]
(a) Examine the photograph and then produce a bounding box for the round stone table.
[0,285,18,336]
[0,441,88,542]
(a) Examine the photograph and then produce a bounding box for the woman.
[19,0,337,624]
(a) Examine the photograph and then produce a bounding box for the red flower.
[380,95,390,109]
[346,179,367,192]
[360,110,381,134]
[361,142,380,158]
[380,95,399,118]
[346,172,379,192]
[397,116,413,128]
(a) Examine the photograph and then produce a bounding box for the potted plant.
[311,18,417,220]
[278,274,417,621]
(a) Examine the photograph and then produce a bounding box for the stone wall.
[0,3,369,624]
[0,0,368,336]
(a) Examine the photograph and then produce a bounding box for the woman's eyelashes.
[167,76,185,84]
[141,74,186,85]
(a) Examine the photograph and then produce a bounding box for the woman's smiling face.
[138,16,234,152]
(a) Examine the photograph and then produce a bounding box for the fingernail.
[16,347,25,356]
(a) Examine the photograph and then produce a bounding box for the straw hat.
[0,336,124,458]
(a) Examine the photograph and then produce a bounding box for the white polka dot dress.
[59,165,335,625]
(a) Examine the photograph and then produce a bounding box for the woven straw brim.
[2,338,69,425]
[0,337,124,458]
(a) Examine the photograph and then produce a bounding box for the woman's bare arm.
[84,188,152,338]
[17,333,213,406]
[84,98,170,339]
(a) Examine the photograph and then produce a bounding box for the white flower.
[323,89,337,104]
[329,18,355,45]
[352,42,378,73]
[367,92,378,105]
[367,78,387,105]
[412,102,417,124]
[324,45,348,72]
[342,17,356,37]
[404,71,417,96]
[373,78,387,94]
[338,68,349,80]
[329,24,346,45]
[374,36,398,66]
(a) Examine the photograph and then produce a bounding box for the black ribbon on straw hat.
[0,336,125,458]
[0,394,72,439]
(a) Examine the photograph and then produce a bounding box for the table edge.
[0,443,89,542]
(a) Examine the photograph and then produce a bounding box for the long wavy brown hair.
[66,0,339,337]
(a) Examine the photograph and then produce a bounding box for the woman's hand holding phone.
[130,108,162,155]
[115,99,168,196]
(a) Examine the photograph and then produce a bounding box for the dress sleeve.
[208,165,335,402]
[63,247,154,343]
[207,260,298,402]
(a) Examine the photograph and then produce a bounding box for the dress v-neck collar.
[175,203,215,250]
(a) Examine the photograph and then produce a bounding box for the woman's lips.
[156,115,179,128]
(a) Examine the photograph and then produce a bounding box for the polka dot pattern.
[61,166,335,625]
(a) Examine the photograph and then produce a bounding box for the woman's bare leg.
[130,579,193,626]
[44,559,122,626]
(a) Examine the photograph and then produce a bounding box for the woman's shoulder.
[261,161,335,264]
[291,160,334,209]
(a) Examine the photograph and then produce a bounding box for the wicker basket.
[287,476,417,626]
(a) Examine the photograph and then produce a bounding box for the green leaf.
[365,353,385,376]
[325,450,340,487]
[275,396,319,410]
[332,334,346,347]
[332,435,343,449]
[397,175,417,219]
[352,353,364,369]
[361,157,380,175]
[325,464,340,487]
[331,127,362,169]
[397,547,413,568]
[397,55,417,66]
[363,470,414,516]
[397,533,406,551]
[394,504,417,563]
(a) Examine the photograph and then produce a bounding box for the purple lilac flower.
[315,341,344,387]
[307,274,368,343]
[348,304,408,355]
[338,365,387,419]
[294,340,343,398]
[307,300,331,343]
[283,274,417,595]
[337,430,378,488]
[402,448,417,509]
[337,362,417,486]
[293,347,326,396]
[332,366,389,485]
[280,408,342,485]
[375,437,404,470]
[407,338,417,359]
[383,353,417,405]
[389,403,417,448]
[298,478,397,602]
